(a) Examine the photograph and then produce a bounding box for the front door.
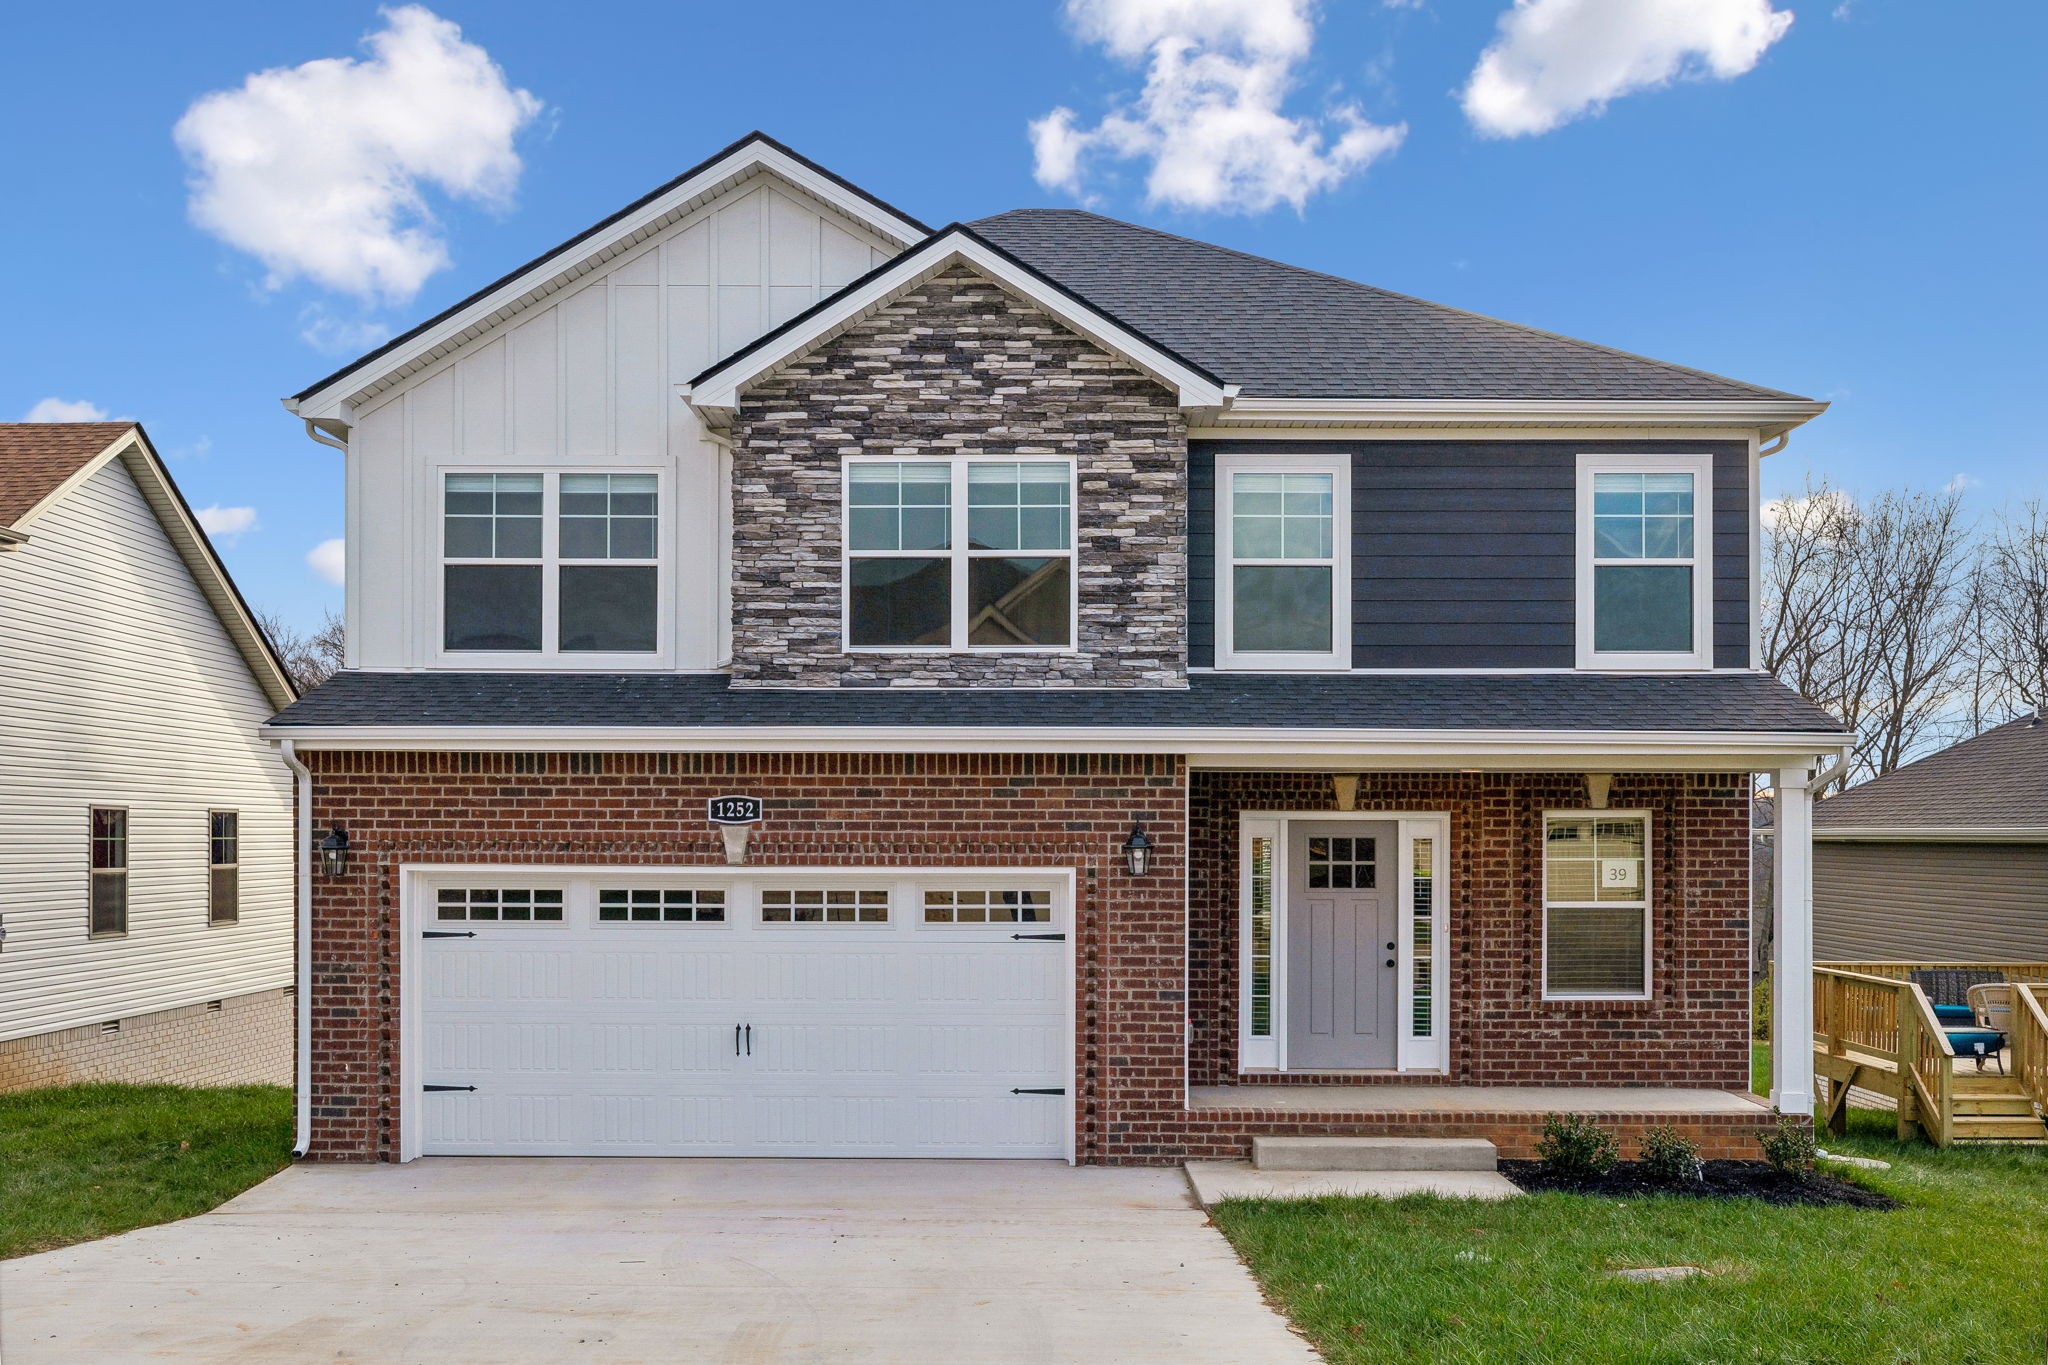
[1286,822,1399,1069]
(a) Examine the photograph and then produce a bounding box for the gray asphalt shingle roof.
[1815,715,2048,831]
[970,209,1806,403]
[271,670,1842,735]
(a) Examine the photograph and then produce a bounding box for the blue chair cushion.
[1933,1003,1977,1026]
[1945,1028,2005,1055]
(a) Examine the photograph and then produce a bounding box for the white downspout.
[280,739,314,1158]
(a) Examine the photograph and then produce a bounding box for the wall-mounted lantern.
[318,826,350,878]
[1122,821,1155,877]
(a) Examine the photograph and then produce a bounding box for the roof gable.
[972,209,1814,408]
[0,422,296,709]
[1816,715,2048,835]
[287,132,929,423]
[688,224,1228,422]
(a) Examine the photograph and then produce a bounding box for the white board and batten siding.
[346,180,892,672]
[0,458,293,1043]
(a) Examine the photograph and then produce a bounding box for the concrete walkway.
[0,1159,1318,1364]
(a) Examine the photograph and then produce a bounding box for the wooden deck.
[1814,962,2048,1145]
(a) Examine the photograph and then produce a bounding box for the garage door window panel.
[436,887,565,923]
[761,888,890,924]
[597,888,726,924]
[923,889,1053,924]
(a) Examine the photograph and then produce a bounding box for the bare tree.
[1978,498,2048,722]
[1761,482,1978,786]
[257,608,346,693]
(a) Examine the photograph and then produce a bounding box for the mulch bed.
[1499,1159,1899,1209]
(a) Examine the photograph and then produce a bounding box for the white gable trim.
[11,426,297,710]
[285,138,926,425]
[685,229,1230,424]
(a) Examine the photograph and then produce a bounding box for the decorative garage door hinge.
[421,930,476,939]
[1010,932,1065,941]
[1010,1087,1066,1096]
[423,1084,477,1093]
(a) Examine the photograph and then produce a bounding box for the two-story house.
[268,133,1845,1164]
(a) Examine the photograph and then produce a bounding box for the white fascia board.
[1813,826,2048,843]
[687,232,1228,420]
[287,142,924,424]
[1215,396,1829,433]
[262,722,1838,769]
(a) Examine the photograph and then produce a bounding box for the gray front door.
[1286,822,1398,1069]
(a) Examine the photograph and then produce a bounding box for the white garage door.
[412,870,1070,1159]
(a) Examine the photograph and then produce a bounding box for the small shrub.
[1757,1115,1816,1174]
[1638,1125,1703,1184]
[1536,1113,1620,1179]
[1752,975,1772,1042]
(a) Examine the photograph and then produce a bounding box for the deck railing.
[2015,983,2048,1123]
[1814,962,2048,1147]
[1812,966,1955,1145]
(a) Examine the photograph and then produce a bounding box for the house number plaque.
[707,795,763,825]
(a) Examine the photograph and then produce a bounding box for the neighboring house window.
[844,460,1073,651]
[208,811,239,925]
[1576,454,1713,669]
[442,472,660,658]
[1542,812,1651,999]
[1214,453,1350,670]
[89,807,127,936]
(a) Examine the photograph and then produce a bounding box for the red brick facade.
[302,751,1772,1165]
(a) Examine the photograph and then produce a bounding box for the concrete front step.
[1185,1162,1521,1208]
[1252,1136,1499,1172]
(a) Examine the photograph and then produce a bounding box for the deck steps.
[1952,1114,2048,1141]
[1952,1094,2041,1117]
[1251,1136,1499,1172]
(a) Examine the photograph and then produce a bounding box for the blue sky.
[2,1,2040,633]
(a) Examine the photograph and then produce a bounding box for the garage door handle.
[745,1024,752,1056]
[1011,1087,1066,1096]
[422,930,475,939]
[735,1024,742,1057]
[1011,933,1065,941]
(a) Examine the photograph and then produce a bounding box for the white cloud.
[23,397,110,422]
[195,505,260,545]
[299,306,395,355]
[1030,0,1406,214]
[1945,473,1980,494]
[1462,0,1794,139]
[307,537,347,586]
[173,5,542,304]
[1761,486,1855,530]
[171,435,213,462]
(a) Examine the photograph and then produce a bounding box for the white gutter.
[1213,396,1829,433]
[1814,825,2048,843]
[280,740,314,1159]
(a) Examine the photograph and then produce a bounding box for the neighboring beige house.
[1814,714,2048,962]
[0,422,298,1090]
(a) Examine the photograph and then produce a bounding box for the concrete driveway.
[0,1159,1317,1364]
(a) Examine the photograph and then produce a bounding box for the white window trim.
[1236,810,1449,1074]
[434,466,671,669]
[1214,451,1352,672]
[1540,808,1654,1002]
[1575,452,1714,671]
[839,456,1079,655]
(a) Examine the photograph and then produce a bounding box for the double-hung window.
[442,471,660,660]
[845,459,1074,651]
[1576,454,1713,669]
[1214,453,1350,670]
[208,811,239,925]
[89,807,127,937]
[1542,812,1650,1000]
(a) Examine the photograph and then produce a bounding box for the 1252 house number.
[707,795,763,825]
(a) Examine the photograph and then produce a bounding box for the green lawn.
[0,1084,291,1260]
[1214,1106,2048,1364]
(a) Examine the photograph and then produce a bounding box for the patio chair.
[1911,968,2005,1028]
[1960,984,2015,1073]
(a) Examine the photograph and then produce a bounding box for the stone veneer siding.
[728,263,1187,687]
[0,987,292,1091]
[1187,771,1756,1092]
[301,753,1782,1165]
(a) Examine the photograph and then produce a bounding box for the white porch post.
[1771,764,1815,1116]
